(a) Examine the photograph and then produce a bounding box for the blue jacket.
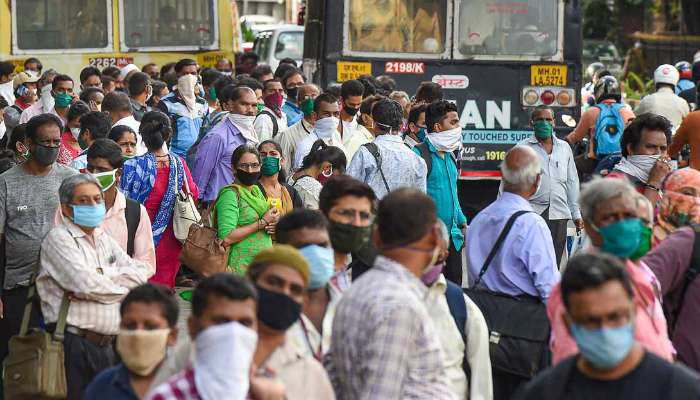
[84,364,138,400]
[157,91,209,157]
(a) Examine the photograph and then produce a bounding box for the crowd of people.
[0,52,699,400]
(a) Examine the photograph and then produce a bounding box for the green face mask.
[629,225,652,260]
[78,136,88,150]
[208,87,217,101]
[54,92,73,108]
[256,103,264,113]
[301,97,315,117]
[533,120,553,140]
[261,156,280,176]
[329,220,371,254]
[92,169,117,191]
[595,218,643,259]
[122,154,135,161]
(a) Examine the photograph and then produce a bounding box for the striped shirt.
[37,219,153,335]
[324,255,456,400]
[147,367,200,400]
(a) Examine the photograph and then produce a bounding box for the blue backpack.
[593,103,625,157]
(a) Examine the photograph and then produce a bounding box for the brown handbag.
[179,187,240,276]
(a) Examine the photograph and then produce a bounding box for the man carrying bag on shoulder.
[465,146,560,400]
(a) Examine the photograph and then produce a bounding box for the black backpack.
[415,142,433,176]
[257,110,280,138]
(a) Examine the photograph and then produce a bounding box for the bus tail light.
[557,91,571,106]
[523,90,539,105]
[521,87,577,107]
[541,91,555,105]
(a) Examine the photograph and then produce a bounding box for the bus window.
[346,0,447,54]
[275,32,304,61]
[14,0,110,51]
[456,0,559,58]
[121,0,218,50]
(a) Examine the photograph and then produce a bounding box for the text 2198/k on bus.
[303,0,582,217]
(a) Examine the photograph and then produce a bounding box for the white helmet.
[654,64,680,86]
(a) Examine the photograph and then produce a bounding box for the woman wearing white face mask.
[289,140,347,209]
[57,100,90,165]
[414,100,468,286]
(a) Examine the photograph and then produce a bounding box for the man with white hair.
[467,145,559,298]
[37,173,153,398]
[466,145,559,400]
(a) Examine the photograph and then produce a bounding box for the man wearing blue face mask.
[36,173,153,399]
[275,209,337,360]
[515,252,700,400]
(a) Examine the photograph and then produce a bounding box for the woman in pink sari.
[121,111,198,288]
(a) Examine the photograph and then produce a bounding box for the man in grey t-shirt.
[0,113,76,389]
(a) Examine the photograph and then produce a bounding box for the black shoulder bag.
[362,142,391,193]
[464,210,551,378]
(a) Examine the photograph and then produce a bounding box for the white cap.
[694,51,700,63]
[119,64,139,80]
[654,64,680,86]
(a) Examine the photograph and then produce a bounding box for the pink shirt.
[100,190,156,272]
[19,102,66,126]
[547,258,674,364]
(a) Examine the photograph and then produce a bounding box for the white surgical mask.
[0,120,6,140]
[426,126,463,152]
[194,321,257,400]
[40,84,54,111]
[70,127,81,140]
[315,116,339,140]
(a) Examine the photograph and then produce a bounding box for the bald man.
[466,145,559,400]
[467,145,558,299]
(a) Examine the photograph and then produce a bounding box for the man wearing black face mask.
[0,113,76,391]
[325,188,454,399]
[247,245,335,399]
[339,79,364,145]
[281,69,305,128]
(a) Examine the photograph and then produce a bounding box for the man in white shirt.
[102,91,145,154]
[338,80,364,147]
[276,83,320,174]
[254,78,287,141]
[635,64,689,130]
[69,111,113,171]
[293,93,349,170]
[38,173,153,399]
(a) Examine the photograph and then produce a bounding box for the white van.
[253,25,304,71]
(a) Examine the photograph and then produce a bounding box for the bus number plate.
[385,62,424,74]
[89,57,133,69]
[337,62,372,82]
[531,65,567,86]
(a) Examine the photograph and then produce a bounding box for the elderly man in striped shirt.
[37,173,153,399]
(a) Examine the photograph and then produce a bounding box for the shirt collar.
[374,255,428,297]
[106,190,127,218]
[499,191,534,210]
[285,100,300,112]
[374,134,403,144]
[429,273,448,295]
[261,338,304,371]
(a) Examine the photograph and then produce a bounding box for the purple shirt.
[192,118,246,202]
[642,226,700,372]
[466,192,560,300]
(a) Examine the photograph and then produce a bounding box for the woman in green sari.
[215,144,279,274]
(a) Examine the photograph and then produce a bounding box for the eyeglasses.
[237,162,260,171]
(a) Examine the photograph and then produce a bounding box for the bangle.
[643,183,660,192]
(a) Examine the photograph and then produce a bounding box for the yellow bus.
[0,0,243,78]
